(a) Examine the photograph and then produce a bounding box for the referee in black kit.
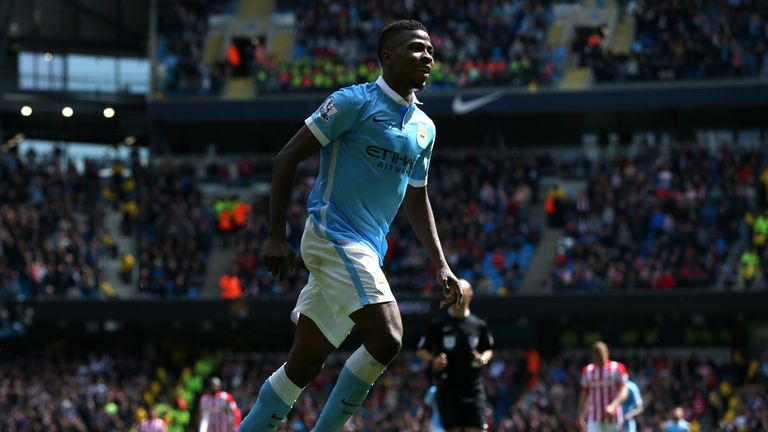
[417,279,494,432]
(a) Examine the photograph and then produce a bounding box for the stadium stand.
[549,146,759,292]
[584,0,768,83]
[155,0,558,95]
[6,144,767,298]
[4,2,768,431]
[0,151,112,299]
[127,161,214,298]
[154,0,768,96]
[5,342,765,432]
[221,153,542,298]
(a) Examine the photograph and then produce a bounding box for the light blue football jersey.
[424,385,444,432]
[622,380,643,432]
[304,76,436,263]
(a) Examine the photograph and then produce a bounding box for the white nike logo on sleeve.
[451,91,505,114]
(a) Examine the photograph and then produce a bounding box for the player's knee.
[286,357,325,387]
[367,330,402,364]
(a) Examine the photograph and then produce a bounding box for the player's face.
[389,30,434,91]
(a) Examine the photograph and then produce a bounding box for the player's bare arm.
[263,126,322,280]
[472,349,493,366]
[417,349,448,371]
[577,391,587,432]
[401,185,463,308]
[605,382,629,421]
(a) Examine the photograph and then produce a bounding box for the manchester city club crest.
[417,123,428,146]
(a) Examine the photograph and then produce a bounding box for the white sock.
[267,364,304,406]
[345,346,387,385]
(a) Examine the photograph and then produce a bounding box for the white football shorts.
[291,218,396,347]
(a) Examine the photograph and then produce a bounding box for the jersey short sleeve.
[617,362,628,384]
[409,131,435,187]
[305,86,366,146]
[418,318,441,351]
[478,321,494,352]
[630,382,643,406]
[580,367,589,390]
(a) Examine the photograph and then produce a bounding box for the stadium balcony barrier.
[149,79,768,121]
[7,291,767,323]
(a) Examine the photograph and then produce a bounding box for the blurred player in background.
[199,377,241,432]
[578,341,628,432]
[240,19,463,432]
[663,407,691,432]
[423,385,445,432]
[138,407,167,432]
[621,377,644,432]
[417,279,494,432]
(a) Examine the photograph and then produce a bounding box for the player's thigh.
[458,394,487,431]
[435,389,462,430]
[291,273,355,349]
[302,220,395,320]
[286,313,336,364]
[435,388,486,431]
[350,301,403,341]
[587,422,619,432]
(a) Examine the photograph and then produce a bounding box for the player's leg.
[239,314,336,432]
[456,390,487,432]
[586,421,603,432]
[350,300,403,363]
[312,301,402,431]
[435,389,462,432]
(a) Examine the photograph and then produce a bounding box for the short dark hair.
[377,20,427,63]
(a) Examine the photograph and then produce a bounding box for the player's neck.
[381,73,414,103]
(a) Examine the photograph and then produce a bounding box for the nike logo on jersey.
[341,399,361,407]
[451,91,504,115]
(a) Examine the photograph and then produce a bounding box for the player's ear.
[380,50,393,65]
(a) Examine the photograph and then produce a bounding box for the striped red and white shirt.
[199,391,241,432]
[138,419,167,432]
[580,360,628,424]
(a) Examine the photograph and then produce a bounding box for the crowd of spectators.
[261,0,555,92]
[223,153,542,298]
[215,347,768,431]
[3,334,766,432]
[0,345,157,432]
[155,0,232,96]
[549,146,759,292]
[155,0,558,95]
[735,165,768,290]
[0,150,112,299]
[583,0,768,83]
[126,161,214,297]
[155,0,768,96]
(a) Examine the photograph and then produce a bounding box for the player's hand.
[472,350,486,367]
[605,403,618,422]
[437,267,463,309]
[432,353,447,372]
[262,237,297,280]
[577,418,587,432]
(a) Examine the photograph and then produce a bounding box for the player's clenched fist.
[262,237,296,280]
[432,353,448,372]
